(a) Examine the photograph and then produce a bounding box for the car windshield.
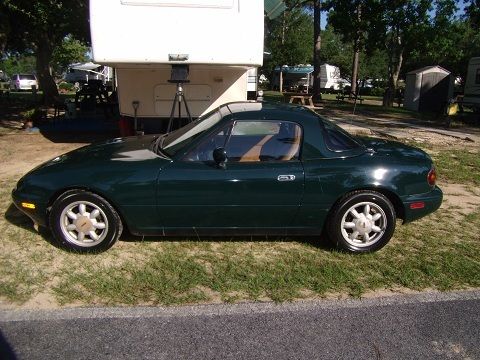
[160,105,230,157]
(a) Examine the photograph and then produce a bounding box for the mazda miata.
[12,102,442,253]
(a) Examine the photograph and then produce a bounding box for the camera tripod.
[167,81,192,133]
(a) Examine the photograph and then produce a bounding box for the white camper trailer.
[272,64,342,92]
[463,57,480,110]
[319,64,342,91]
[89,0,265,130]
[65,62,113,85]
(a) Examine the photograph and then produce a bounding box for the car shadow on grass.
[5,202,334,253]
[4,203,62,250]
[118,226,334,251]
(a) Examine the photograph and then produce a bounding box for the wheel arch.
[328,186,405,221]
[46,186,131,234]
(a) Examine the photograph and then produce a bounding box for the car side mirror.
[213,147,227,169]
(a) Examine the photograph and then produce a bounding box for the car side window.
[183,124,232,162]
[184,120,302,163]
[322,120,361,152]
[226,120,302,162]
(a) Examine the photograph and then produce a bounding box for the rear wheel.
[327,191,396,253]
[49,190,122,252]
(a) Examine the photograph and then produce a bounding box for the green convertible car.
[12,102,442,253]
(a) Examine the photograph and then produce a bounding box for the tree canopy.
[264,8,314,71]
[0,0,89,104]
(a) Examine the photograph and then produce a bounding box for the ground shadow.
[5,203,334,253]
[118,225,334,251]
[0,330,18,360]
[4,204,60,250]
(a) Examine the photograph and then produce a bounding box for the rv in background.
[319,64,342,91]
[271,64,342,93]
[463,57,480,111]
[90,0,265,132]
[65,62,113,86]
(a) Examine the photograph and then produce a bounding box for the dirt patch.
[440,183,480,216]
[0,133,86,177]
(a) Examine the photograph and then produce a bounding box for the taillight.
[427,168,437,186]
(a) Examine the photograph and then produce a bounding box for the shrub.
[370,87,385,97]
[58,82,75,92]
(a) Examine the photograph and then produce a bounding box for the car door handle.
[277,175,296,181]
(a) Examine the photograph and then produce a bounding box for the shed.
[404,66,453,112]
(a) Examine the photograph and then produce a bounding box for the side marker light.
[21,202,36,209]
[410,202,425,210]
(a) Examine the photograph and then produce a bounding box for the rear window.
[19,75,36,80]
[322,120,361,152]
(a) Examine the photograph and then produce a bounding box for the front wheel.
[327,191,396,253]
[49,190,122,253]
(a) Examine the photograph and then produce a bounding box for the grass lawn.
[0,96,479,308]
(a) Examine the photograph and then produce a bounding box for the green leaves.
[264,9,314,71]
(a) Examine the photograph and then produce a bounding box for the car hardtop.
[220,101,320,124]
[164,101,366,162]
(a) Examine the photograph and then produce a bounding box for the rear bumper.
[402,186,443,223]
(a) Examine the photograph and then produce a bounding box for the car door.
[157,120,304,230]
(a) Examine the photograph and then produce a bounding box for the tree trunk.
[312,0,322,101]
[279,70,283,93]
[350,3,362,98]
[383,31,403,107]
[36,35,59,105]
[350,47,360,97]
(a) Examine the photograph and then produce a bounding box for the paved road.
[1,291,479,360]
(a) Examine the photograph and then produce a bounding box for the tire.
[327,191,396,253]
[49,190,122,253]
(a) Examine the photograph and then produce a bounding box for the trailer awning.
[70,62,102,71]
[264,0,286,19]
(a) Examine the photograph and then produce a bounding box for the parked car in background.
[0,71,10,94]
[12,102,442,254]
[10,74,38,91]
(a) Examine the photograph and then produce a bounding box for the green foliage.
[320,26,388,81]
[0,55,36,76]
[58,81,75,91]
[0,0,90,104]
[264,9,314,71]
[465,0,480,29]
[327,0,384,53]
[52,36,88,76]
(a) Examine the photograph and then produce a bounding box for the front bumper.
[402,186,443,223]
[11,188,49,227]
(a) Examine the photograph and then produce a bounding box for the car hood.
[29,135,169,175]
[359,137,431,162]
[72,135,165,161]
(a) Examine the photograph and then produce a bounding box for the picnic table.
[287,94,315,108]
